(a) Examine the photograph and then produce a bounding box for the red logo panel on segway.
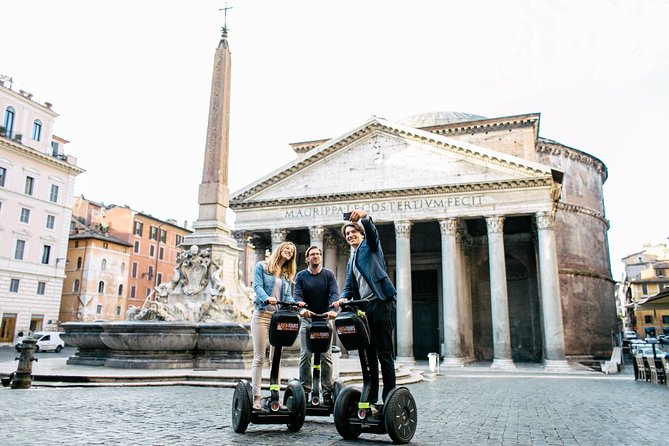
[306,320,332,353]
[269,310,300,346]
[334,311,370,350]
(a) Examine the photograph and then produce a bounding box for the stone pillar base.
[543,359,571,372]
[491,358,516,369]
[396,356,416,366]
[441,357,465,367]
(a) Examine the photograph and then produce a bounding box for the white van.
[15,332,65,353]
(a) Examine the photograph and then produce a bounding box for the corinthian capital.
[439,218,459,236]
[536,211,556,230]
[486,216,505,234]
[394,220,412,238]
[309,225,325,243]
[271,228,288,245]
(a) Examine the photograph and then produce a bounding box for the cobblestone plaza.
[2,367,668,446]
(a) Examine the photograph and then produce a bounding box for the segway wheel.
[231,380,252,433]
[383,387,417,444]
[284,380,306,432]
[332,379,343,404]
[333,386,362,440]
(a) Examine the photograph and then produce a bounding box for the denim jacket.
[253,261,294,311]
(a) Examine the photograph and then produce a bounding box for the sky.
[3,0,668,278]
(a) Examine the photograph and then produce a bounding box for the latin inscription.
[285,195,484,219]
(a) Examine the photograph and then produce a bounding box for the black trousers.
[365,299,396,403]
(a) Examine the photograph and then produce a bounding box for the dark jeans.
[365,299,396,403]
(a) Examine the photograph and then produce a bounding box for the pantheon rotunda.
[230,111,617,367]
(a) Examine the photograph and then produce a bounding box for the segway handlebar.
[263,299,304,311]
[337,296,379,312]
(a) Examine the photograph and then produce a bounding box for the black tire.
[332,379,343,404]
[55,345,63,353]
[384,387,417,444]
[231,380,252,433]
[333,386,362,440]
[284,381,306,432]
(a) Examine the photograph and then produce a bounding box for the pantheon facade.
[230,112,617,366]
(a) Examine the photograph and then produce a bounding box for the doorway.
[1,314,17,342]
[411,269,439,360]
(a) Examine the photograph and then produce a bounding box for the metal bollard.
[11,338,38,389]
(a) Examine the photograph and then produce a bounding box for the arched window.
[76,257,82,269]
[101,259,107,270]
[98,281,105,293]
[73,279,80,293]
[118,284,123,296]
[3,107,15,137]
[32,119,42,141]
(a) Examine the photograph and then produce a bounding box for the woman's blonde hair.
[266,241,297,281]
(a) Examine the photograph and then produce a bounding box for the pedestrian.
[251,241,303,410]
[294,245,339,405]
[334,209,397,413]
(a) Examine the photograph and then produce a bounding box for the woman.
[251,241,301,410]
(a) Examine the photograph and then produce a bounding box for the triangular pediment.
[231,117,555,207]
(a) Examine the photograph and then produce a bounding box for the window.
[96,305,102,314]
[642,284,648,295]
[116,306,122,316]
[160,229,167,243]
[101,259,107,270]
[662,315,669,324]
[149,226,158,240]
[98,281,105,293]
[148,266,154,280]
[131,262,138,278]
[133,241,140,253]
[4,107,15,137]
[76,257,82,269]
[0,166,5,187]
[14,240,26,260]
[74,241,79,248]
[24,176,35,195]
[46,214,55,229]
[175,234,182,247]
[134,221,143,236]
[49,184,59,203]
[73,279,80,293]
[37,282,46,295]
[103,242,108,249]
[159,247,164,260]
[146,288,151,297]
[41,245,51,264]
[9,279,19,293]
[658,269,665,278]
[121,263,125,273]
[644,315,653,324]
[149,245,155,257]
[157,273,163,284]
[130,286,136,298]
[32,120,42,141]
[51,141,60,156]
[20,208,30,223]
[118,284,123,296]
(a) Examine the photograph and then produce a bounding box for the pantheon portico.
[230,112,617,366]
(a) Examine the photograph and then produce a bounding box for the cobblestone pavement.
[1,371,668,446]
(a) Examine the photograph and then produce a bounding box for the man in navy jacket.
[334,209,397,406]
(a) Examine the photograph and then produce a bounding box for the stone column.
[395,220,414,363]
[439,219,463,366]
[323,232,338,273]
[270,228,287,253]
[536,211,570,370]
[309,226,325,252]
[457,224,474,361]
[486,216,515,369]
[232,230,250,285]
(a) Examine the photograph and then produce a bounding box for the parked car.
[15,332,65,353]
[624,330,638,340]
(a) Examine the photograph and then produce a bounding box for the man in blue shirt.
[334,209,397,408]
[294,245,339,405]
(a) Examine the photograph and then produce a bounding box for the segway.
[303,310,343,416]
[333,298,417,444]
[231,301,306,433]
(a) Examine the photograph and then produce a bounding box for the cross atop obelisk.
[190,14,233,241]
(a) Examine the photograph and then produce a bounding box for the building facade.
[67,196,191,318]
[620,243,669,337]
[0,82,83,343]
[230,112,617,364]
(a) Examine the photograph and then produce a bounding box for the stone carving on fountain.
[126,244,254,323]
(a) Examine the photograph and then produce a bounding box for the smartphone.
[343,212,352,221]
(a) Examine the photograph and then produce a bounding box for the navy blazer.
[341,217,397,306]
